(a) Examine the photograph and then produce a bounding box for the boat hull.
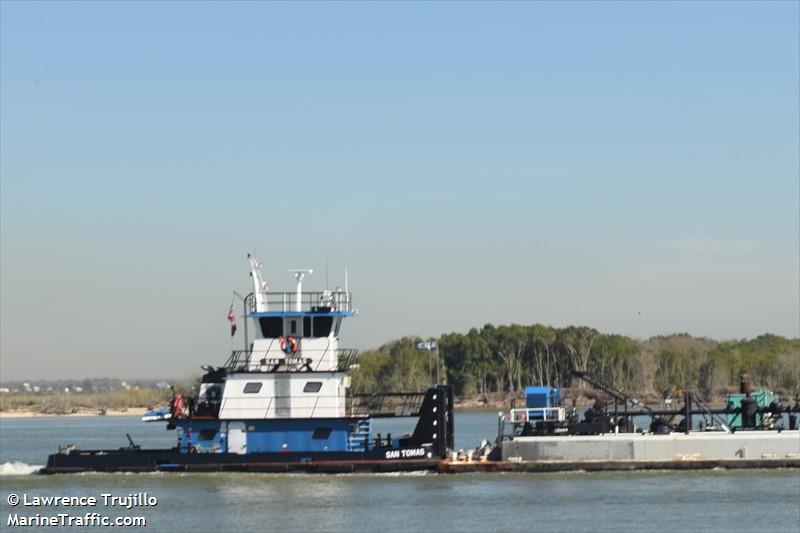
[42,448,440,474]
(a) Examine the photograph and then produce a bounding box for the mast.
[288,269,313,312]
[248,254,269,312]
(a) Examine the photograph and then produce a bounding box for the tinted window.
[198,429,218,441]
[289,320,297,334]
[303,317,311,336]
[303,382,322,393]
[313,316,333,337]
[243,382,262,394]
[312,427,332,440]
[259,318,282,338]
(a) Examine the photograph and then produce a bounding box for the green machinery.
[726,390,773,428]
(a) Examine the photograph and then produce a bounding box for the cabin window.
[303,316,311,336]
[289,320,297,335]
[259,317,282,338]
[243,382,262,394]
[198,429,218,441]
[303,382,322,393]
[312,427,332,440]
[313,317,333,337]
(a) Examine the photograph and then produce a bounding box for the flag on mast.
[227,305,237,337]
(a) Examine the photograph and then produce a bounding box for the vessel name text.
[384,448,427,459]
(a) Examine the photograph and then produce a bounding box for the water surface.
[2,413,798,532]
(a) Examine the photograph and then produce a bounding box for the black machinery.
[513,371,799,437]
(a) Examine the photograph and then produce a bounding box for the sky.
[1,1,798,381]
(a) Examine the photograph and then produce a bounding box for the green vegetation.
[0,388,170,414]
[4,328,797,414]
[352,325,800,402]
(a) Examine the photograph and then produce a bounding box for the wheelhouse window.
[243,382,262,394]
[259,318,282,338]
[313,316,333,337]
[303,382,322,393]
[312,427,332,440]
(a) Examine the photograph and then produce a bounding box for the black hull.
[42,448,441,474]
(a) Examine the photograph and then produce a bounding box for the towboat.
[43,255,454,473]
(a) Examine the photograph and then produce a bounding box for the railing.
[250,291,352,313]
[223,348,359,373]
[508,407,566,424]
[348,392,427,418]
[336,349,359,371]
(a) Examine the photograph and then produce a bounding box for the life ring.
[280,336,298,355]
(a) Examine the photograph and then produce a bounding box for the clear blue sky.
[1,1,798,380]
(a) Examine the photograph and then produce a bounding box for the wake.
[0,461,43,475]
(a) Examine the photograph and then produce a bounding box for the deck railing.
[508,407,566,424]
[348,392,427,418]
[250,291,352,313]
[223,348,359,373]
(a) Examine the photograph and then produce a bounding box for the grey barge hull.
[500,430,800,463]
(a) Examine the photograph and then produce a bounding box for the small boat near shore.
[141,406,171,422]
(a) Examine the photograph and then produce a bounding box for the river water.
[1,412,798,532]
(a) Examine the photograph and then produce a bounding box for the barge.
[490,372,800,468]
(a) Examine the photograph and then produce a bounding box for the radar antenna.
[288,269,313,312]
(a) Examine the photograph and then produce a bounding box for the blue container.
[525,386,561,409]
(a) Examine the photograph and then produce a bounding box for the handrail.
[251,291,352,313]
[224,348,359,373]
[348,391,427,417]
[509,407,566,423]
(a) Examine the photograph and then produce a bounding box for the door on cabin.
[227,422,247,454]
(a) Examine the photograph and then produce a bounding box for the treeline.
[350,324,800,400]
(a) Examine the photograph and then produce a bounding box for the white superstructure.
[216,256,356,420]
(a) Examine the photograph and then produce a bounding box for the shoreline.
[0,408,148,419]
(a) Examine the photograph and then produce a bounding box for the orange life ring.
[280,336,298,355]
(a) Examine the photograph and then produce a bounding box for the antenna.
[344,240,349,296]
[325,253,329,290]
